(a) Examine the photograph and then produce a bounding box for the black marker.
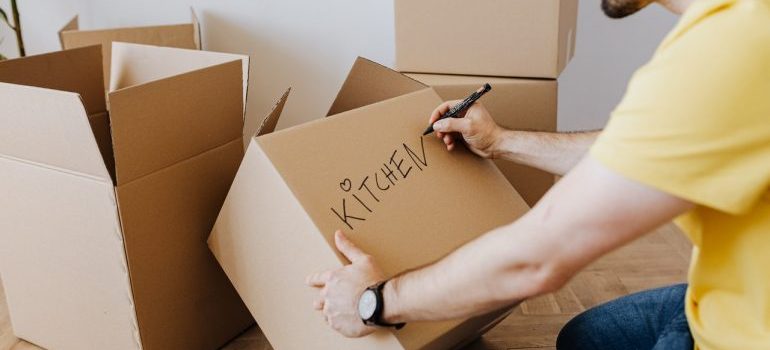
[422,83,492,136]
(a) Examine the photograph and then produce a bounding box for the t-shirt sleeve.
[591,2,770,214]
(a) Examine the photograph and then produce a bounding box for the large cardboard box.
[0,43,254,350]
[208,58,531,350]
[59,9,201,87]
[406,73,558,206]
[395,0,578,78]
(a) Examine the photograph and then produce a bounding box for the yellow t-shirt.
[590,0,770,349]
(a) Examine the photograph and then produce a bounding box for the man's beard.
[601,0,655,18]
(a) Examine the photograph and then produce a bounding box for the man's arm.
[379,156,692,323]
[308,155,693,336]
[493,130,599,176]
[428,100,599,176]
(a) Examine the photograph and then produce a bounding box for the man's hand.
[306,230,386,338]
[429,100,502,158]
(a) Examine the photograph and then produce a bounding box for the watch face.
[358,289,377,320]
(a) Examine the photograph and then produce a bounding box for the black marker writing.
[330,198,365,230]
[330,136,429,230]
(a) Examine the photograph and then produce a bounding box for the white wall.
[3,0,677,132]
[558,1,676,130]
[0,0,89,56]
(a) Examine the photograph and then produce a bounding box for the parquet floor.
[1,224,691,350]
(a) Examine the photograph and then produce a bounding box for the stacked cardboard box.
[395,0,579,206]
[208,57,531,350]
[0,43,253,350]
[58,9,201,87]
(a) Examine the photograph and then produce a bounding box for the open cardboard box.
[0,43,254,350]
[406,73,558,206]
[59,9,201,87]
[395,0,578,78]
[208,57,531,349]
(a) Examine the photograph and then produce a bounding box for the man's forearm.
[380,215,562,324]
[492,130,600,176]
[377,157,691,325]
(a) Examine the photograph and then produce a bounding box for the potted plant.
[0,0,25,60]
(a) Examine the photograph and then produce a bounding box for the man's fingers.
[429,100,460,124]
[334,230,368,263]
[306,270,331,287]
[443,134,453,145]
[433,118,472,134]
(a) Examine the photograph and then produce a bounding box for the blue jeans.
[556,284,693,350]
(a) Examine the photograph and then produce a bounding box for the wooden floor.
[1,224,691,350]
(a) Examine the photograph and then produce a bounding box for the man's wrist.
[490,129,521,161]
[381,278,404,324]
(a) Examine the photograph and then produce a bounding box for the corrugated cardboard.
[395,0,578,78]
[0,43,254,350]
[59,9,201,87]
[208,57,530,350]
[406,73,558,206]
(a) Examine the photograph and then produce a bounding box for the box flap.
[58,15,79,49]
[0,158,139,349]
[252,88,290,138]
[0,83,110,181]
[110,42,249,116]
[60,19,200,87]
[115,139,252,349]
[557,0,579,73]
[108,58,244,185]
[327,57,427,116]
[257,88,529,349]
[0,45,106,115]
[191,8,202,49]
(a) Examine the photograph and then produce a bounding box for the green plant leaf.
[0,7,12,29]
[0,53,6,61]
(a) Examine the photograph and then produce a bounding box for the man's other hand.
[306,230,385,338]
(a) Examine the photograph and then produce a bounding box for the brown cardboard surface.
[109,42,250,112]
[0,83,109,181]
[58,16,79,48]
[0,45,253,349]
[558,0,579,74]
[406,73,558,206]
[0,157,138,350]
[259,88,528,349]
[109,59,243,185]
[327,57,426,116]
[116,139,251,350]
[255,88,291,138]
[60,11,200,87]
[211,62,529,348]
[395,0,578,78]
[0,45,105,115]
[209,141,405,350]
[87,112,117,181]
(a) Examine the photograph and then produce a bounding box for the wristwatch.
[358,280,406,330]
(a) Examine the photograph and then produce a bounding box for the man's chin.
[601,0,653,18]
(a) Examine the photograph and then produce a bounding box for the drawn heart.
[339,178,352,192]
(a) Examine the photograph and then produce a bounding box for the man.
[307,0,770,348]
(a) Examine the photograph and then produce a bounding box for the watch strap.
[364,280,406,330]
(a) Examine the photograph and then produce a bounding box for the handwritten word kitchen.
[331,137,428,230]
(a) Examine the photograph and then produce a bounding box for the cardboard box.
[59,9,201,87]
[406,73,558,206]
[395,0,578,78]
[0,43,254,350]
[208,57,531,350]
